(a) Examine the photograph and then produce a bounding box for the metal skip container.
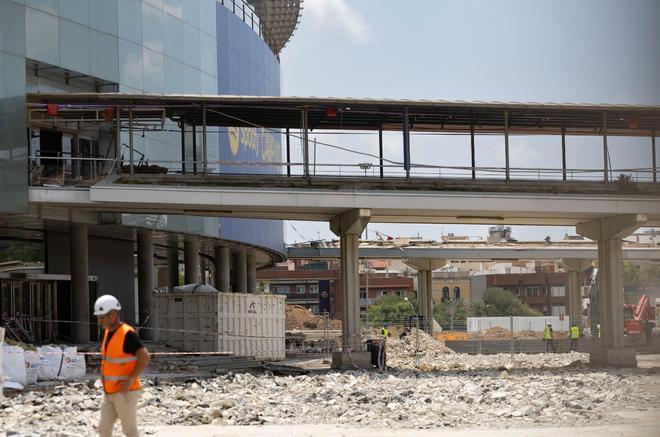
[153,292,285,360]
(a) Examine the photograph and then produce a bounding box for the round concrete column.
[233,249,247,293]
[137,229,154,340]
[184,236,200,284]
[214,245,231,292]
[246,249,256,293]
[167,237,179,292]
[70,224,90,344]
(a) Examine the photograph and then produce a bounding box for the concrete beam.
[330,209,371,236]
[403,258,446,271]
[417,270,434,334]
[340,233,361,351]
[577,214,647,240]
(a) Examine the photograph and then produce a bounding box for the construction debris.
[3,364,659,434]
[285,305,341,330]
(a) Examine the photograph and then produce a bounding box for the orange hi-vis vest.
[101,323,141,394]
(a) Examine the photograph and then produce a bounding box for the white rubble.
[2,357,659,436]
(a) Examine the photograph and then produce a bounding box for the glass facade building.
[0,0,297,254]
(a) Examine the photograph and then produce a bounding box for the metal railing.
[218,0,278,54]
[28,154,117,186]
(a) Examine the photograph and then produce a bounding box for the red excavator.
[624,294,655,342]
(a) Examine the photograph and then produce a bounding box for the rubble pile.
[285,305,341,330]
[3,366,659,434]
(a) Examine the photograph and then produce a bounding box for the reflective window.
[118,39,143,90]
[163,0,182,19]
[27,0,58,15]
[199,0,215,37]
[26,8,59,65]
[142,47,163,93]
[183,64,201,93]
[0,52,28,214]
[118,0,142,44]
[59,0,89,26]
[163,13,182,61]
[181,0,199,28]
[182,22,200,69]
[143,0,163,10]
[142,2,163,53]
[200,32,216,77]
[163,56,183,93]
[89,0,118,36]
[1,1,26,57]
[59,19,90,74]
[91,29,119,82]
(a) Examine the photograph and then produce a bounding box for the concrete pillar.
[233,249,247,293]
[246,248,257,293]
[560,259,592,329]
[330,209,371,352]
[167,237,179,292]
[214,245,231,292]
[417,270,434,334]
[184,236,200,284]
[137,230,154,340]
[403,258,445,334]
[70,224,90,343]
[577,214,647,367]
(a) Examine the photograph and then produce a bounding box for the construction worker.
[95,294,150,437]
[569,323,581,351]
[543,323,555,353]
[381,323,390,338]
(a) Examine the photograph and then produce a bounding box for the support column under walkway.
[246,248,256,293]
[577,214,647,367]
[404,258,446,334]
[330,209,371,368]
[214,245,231,292]
[184,236,200,284]
[70,224,90,344]
[137,229,154,340]
[167,236,179,292]
[560,259,592,330]
[233,248,247,293]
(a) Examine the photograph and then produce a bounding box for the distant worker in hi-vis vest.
[543,324,556,353]
[569,323,581,351]
[95,295,150,437]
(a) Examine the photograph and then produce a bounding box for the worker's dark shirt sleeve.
[123,330,145,355]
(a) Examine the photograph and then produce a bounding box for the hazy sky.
[277,0,660,244]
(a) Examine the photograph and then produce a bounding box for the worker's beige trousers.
[98,390,142,437]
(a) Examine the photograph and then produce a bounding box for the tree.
[623,261,642,289]
[433,299,467,329]
[366,295,417,324]
[469,287,540,317]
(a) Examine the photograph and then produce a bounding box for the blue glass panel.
[181,0,199,28]
[27,0,58,15]
[59,0,89,26]
[163,13,183,61]
[163,0,182,19]
[142,2,164,53]
[182,22,200,69]
[1,1,26,56]
[89,0,118,35]
[163,56,183,93]
[26,8,59,65]
[143,47,163,93]
[118,0,142,44]
[59,19,90,74]
[90,29,119,82]
[118,39,143,90]
[0,52,28,213]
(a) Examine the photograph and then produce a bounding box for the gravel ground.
[3,353,660,436]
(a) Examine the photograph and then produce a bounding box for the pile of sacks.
[2,344,86,390]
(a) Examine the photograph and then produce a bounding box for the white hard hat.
[94,294,121,316]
